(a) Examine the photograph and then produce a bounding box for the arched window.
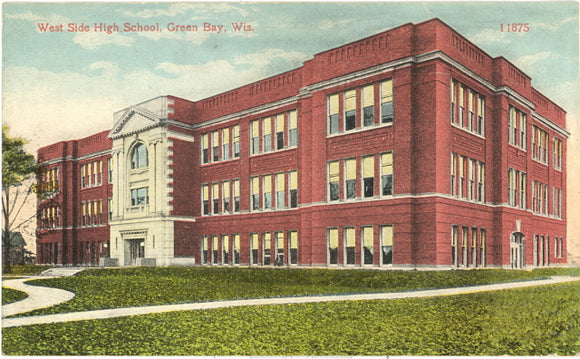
[131,143,148,169]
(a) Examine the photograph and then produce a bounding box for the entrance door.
[129,239,145,266]
[510,233,525,269]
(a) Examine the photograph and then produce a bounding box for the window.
[362,156,374,198]
[508,107,526,150]
[553,138,562,170]
[131,143,148,169]
[471,227,477,267]
[362,226,374,265]
[130,187,148,206]
[201,236,209,264]
[328,94,340,134]
[380,225,393,265]
[250,120,260,155]
[222,235,230,265]
[263,232,271,265]
[222,181,231,213]
[520,113,527,149]
[328,161,340,201]
[202,184,209,215]
[451,225,458,267]
[233,125,240,158]
[212,235,219,264]
[381,80,393,124]
[276,114,285,150]
[201,134,209,164]
[251,176,260,210]
[211,131,219,162]
[467,90,474,131]
[480,229,486,267]
[532,180,548,215]
[458,156,465,198]
[553,187,562,218]
[289,171,298,208]
[289,231,298,265]
[108,198,113,221]
[468,159,475,200]
[345,158,356,199]
[450,80,457,124]
[451,153,457,196]
[462,226,468,266]
[508,169,515,207]
[275,173,285,209]
[263,117,273,152]
[222,128,231,161]
[250,233,259,265]
[458,84,465,127]
[263,175,272,209]
[362,85,374,127]
[477,95,485,135]
[275,232,284,265]
[233,179,240,212]
[212,183,219,214]
[328,228,339,265]
[532,126,548,163]
[289,110,298,147]
[233,234,241,264]
[477,162,485,203]
[108,158,113,183]
[520,172,527,209]
[380,152,393,196]
[344,227,356,265]
[344,89,356,131]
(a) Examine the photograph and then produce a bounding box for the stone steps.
[39,267,86,277]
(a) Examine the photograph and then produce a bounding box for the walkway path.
[3,276,579,328]
[2,277,76,319]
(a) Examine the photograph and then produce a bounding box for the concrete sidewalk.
[3,276,579,328]
[2,277,76,318]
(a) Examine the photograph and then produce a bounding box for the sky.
[2,1,579,256]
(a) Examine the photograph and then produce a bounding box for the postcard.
[2,1,579,356]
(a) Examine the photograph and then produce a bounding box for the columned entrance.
[510,232,525,269]
[128,239,145,266]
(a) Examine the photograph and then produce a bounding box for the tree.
[2,126,38,273]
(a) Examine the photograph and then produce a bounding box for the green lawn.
[1,287,28,305]
[14,266,580,317]
[3,281,579,356]
[2,265,51,276]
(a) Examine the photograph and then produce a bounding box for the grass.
[3,281,579,356]
[14,266,580,317]
[2,265,51,276]
[1,287,28,305]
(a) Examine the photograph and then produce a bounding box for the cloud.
[73,31,135,49]
[136,27,211,45]
[6,11,70,25]
[319,19,355,31]
[124,3,249,19]
[2,48,309,152]
[513,52,559,74]
[535,16,576,32]
[469,28,512,45]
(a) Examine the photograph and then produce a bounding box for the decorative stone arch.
[128,141,148,170]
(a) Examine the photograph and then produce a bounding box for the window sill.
[327,122,392,139]
[249,146,297,158]
[450,122,485,139]
[507,143,527,152]
[200,157,240,167]
[531,158,549,167]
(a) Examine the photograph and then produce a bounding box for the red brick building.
[37,18,568,268]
